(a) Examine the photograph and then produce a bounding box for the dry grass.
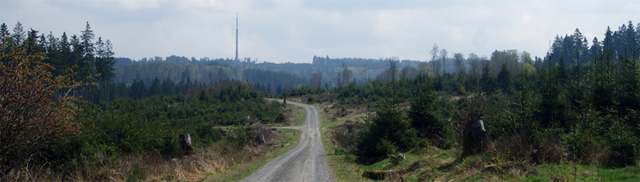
[9,103,306,182]
[53,127,295,182]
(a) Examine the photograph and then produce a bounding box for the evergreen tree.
[480,65,495,94]
[356,66,416,162]
[11,22,25,47]
[162,78,176,95]
[0,23,9,40]
[496,64,512,94]
[536,65,568,129]
[557,58,568,84]
[149,77,162,96]
[408,74,446,140]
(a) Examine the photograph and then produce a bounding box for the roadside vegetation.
[286,49,640,181]
[3,19,640,182]
[0,34,305,181]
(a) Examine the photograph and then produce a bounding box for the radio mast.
[235,13,238,62]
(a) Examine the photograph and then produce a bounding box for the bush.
[376,139,398,157]
[307,96,314,104]
[605,120,638,167]
[355,81,416,163]
[0,43,82,177]
[535,134,565,164]
[330,130,358,153]
[486,134,534,163]
[230,125,252,150]
[127,164,146,182]
[562,130,607,164]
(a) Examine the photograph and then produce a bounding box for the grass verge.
[313,98,640,181]
[202,102,307,181]
[202,129,301,182]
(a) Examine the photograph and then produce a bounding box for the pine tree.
[0,23,9,41]
[496,64,512,94]
[408,74,446,140]
[356,65,416,162]
[149,77,162,96]
[536,65,568,129]
[11,22,25,47]
[480,65,495,94]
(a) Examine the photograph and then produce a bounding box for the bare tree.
[342,63,353,85]
[334,69,342,87]
[430,44,439,63]
[376,58,399,82]
[417,61,431,75]
[362,63,368,83]
[453,53,465,74]
[430,60,442,75]
[310,72,323,89]
[440,49,448,74]
[335,63,352,87]
[401,66,419,79]
[468,53,481,76]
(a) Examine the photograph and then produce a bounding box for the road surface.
[241,100,331,182]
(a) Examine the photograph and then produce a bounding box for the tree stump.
[179,134,193,155]
[255,134,265,144]
[462,120,487,156]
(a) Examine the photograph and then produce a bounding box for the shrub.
[330,130,358,153]
[355,79,416,163]
[307,96,314,104]
[376,139,398,157]
[605,120,638,167]
[127,164,146,182]
[486,134,534,163]
[0,41,83,177]
[535,134,565,164]
[562,129,607,164]
[230,125,252,150]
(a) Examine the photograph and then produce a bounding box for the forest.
[284,21,640,180]
[0,22,291,180]
[1,19,639,181]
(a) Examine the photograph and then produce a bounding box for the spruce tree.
[356,66,416,162]
[480,65,495,94]
[496,64,512,94]
[408,74,447,141]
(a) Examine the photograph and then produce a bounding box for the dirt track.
[240,100,331,182]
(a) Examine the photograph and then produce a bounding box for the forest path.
[240,100,331,182]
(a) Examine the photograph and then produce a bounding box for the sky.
[1,0,639,63]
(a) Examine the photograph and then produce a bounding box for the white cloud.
[1,0,639,62]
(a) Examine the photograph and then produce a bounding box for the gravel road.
[241,100,331,182]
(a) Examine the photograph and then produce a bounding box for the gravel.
[241,101,331,182]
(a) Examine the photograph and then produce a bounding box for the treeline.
[0,21,288,180]
[294,21,640,167]
[1,21,117,104]
[114,62,309,97]
[243,68,309,95]
[112,55,426,91]
[318,50,639,167]
[115,61,235,85]
[548,21,640,65]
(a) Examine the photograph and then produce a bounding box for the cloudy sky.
[1,0,639,63]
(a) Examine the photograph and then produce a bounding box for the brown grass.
[60,127,290,181]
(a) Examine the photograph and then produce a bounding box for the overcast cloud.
[1,0,639,63]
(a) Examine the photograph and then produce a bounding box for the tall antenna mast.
[235,13,239,62]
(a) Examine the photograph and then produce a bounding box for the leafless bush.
[483,134,538,176]
[486,134,534,162]
[330,130,358,153]
[535,136,565,164]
